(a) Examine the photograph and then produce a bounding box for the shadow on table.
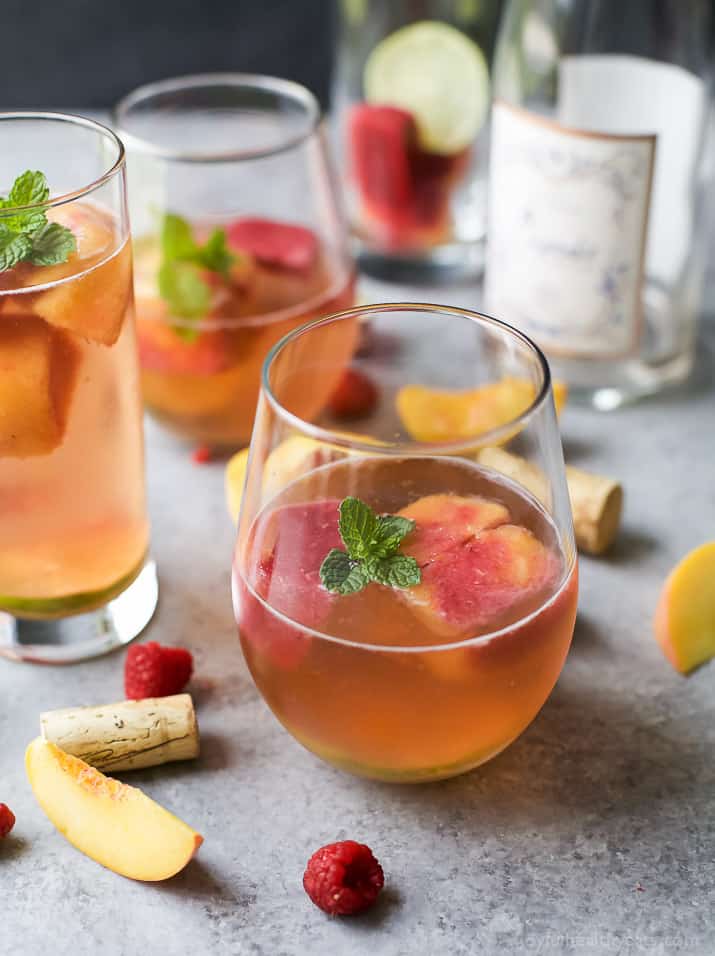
[150,857,254,908]
[0,835,29,862]
[347,676,708,835]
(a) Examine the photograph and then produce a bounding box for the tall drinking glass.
[333,0,502,279]
[0,113,156,663]
[233,304,578,782]
[115,74,356,449]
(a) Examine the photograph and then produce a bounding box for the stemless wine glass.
[114,74,356,449]
[0,113,156,663]
[232,303,579,782]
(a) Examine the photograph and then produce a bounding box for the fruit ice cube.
[402,523,558,638]
[0,315,79,457]
[399,494,510,565]
[135,298,231,375]
[349,104,416,214]
[29,204,131,346]
[33,238,131,347]
[239,499,342,668]
[226,218,318,271]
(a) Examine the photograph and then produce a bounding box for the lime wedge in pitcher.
[364,20,490,155]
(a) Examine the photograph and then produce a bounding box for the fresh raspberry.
[124,642,194,700]
[192,444,213,464]
[0,803,15,838]
[303,840,384,916]
[328,368,379,420]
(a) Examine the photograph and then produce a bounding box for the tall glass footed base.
[0,559,158,664]
[355,235,485,284]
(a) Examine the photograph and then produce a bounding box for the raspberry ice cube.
[239,499,342,668]
[226,218,318,272]
[0,315,79,457]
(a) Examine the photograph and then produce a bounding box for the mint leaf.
[28,221,77,265]
[195,228,234,275]
[0,170,77,272]
[368,554,421,589]
[157,214,236,326]
[8,170,49,208]
[339,497,378,560]
[161,213,198,261]
[158,260,211,321]
[372,515,416,557]
[0,227,32,271]
[320,497,422,596]
[320,549,370,595]
[0,170,49,234]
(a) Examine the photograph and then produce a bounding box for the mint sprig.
[0,170,76,272]
[320,497,421,596]
[158,213,238,338]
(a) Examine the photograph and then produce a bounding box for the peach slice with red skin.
[398,494,558,639]
[0,315,79,457]
[398,494,509,565]
[26,737,202,881]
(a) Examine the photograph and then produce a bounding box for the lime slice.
[364,20,490,155]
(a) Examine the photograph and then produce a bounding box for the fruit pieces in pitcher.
[349,105,469,250]
[397,494,559,638]
[350,21,489,250]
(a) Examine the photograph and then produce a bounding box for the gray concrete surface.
[1,273,714,956]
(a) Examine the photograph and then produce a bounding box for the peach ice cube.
[398,494,557,638]
[30,204,131,346]
[398,494,510,565]
[0,315,79,457]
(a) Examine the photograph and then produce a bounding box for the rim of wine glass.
[113,73,322,163]
[261,302,554,457]
[0,111,125,211]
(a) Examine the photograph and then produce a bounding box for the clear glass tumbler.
[115,74,356,449]
[232,303,578,782]
[333,0,502,280]
[0,113,156,663]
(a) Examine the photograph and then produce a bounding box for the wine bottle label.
[485,100,656,358]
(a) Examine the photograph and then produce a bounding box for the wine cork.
[40,694,199,773]
[476,446,623,555]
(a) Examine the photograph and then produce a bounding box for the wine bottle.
[486,0,713,408]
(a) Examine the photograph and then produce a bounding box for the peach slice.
[399,494,510,564]
[30,206,131,346]
[396,377,568,444]
[26,737,202,881]
[226,437,333,524]
[654,542,715,674]
[226,447,251,523]
[226,434,381,523]
[0,316,79,457]
[398,494,557,638]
